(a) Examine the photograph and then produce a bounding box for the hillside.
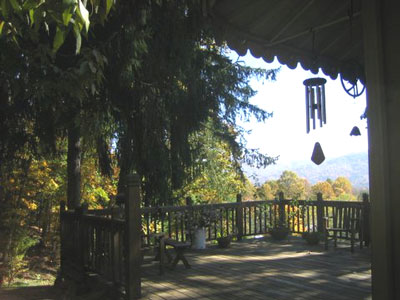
[245,152,369,189]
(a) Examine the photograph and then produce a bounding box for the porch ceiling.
[206,0,365,84]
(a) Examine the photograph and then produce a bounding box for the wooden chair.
[324,207,363,253]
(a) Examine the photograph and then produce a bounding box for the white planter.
[192,227,206,249]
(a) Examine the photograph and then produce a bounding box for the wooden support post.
[158,236,165,275]
[80,203,88,274]
[362,193,370,247]
[74,206,82,273]
[278,192,285,227]
[74,204,88,285]
[363,1,400,296]
[110,206,118,286]
[59,201,66,279]
[236,194,243,241]
[316,193,324,233]
[125,173,142,299]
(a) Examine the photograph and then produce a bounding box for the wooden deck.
[141,237,371,300]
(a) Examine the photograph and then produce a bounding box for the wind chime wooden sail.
[303,78,327,133]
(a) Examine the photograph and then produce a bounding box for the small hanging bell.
[311,142,325,165]
[350,126,361,136]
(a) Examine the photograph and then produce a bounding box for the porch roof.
[206,0,365,84]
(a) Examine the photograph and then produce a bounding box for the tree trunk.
[117,135,131,195]
[67,125,82,209]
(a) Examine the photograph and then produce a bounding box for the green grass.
[8,272,55,287]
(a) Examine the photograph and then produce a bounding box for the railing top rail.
[82,214,125,225]
[64,198,366,218]
[87,208,113,216]
[321,200,364,206]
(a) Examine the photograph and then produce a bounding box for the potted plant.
[190,209,217,249]
[270,224,290,241]
[302,231,322,245]
[217,235,232,248]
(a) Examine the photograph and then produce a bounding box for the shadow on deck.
[0,236,371,300]
[141,236,371,300]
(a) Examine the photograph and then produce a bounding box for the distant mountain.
[244,152,369,189]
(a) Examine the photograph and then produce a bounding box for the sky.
[231,50,369,165]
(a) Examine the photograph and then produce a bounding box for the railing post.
[71,204,85,289]
[236,194,243,241]
[362,193,370,247]
[75,204,88,286]
[316,193,324,233]
[125,173,142,299]
[59,201,66,280]
[278,192,286,227]
[80,203,88,274]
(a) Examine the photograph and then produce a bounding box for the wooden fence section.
[60,208,126,292]
[60,174,142,299]
[140,193,370,246]
[60,184,370,300]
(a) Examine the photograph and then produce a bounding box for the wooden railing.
[61,207,127,292]
[60,174,142,299]
[60,180,370,300]
[140,192,370,245]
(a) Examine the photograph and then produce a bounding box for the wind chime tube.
[317,86,322,127]
[303,77,327,134]
[321,84,327,124]
[311,87,316,130]
[305,86,310,133]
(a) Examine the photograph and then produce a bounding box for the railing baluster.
[264,204,267,233]
[213,209,217,240]
[254,206,257,234]
[312,205,316,232]
[249,206,252,235]
[180,213,184,242]
[269,204,273,228]
[244,206,247,236]
[256,206,259,233]
[286,204,290,229]
[146,213,151,246]
[297,206,301,233]
[219,208,223,237]
[290,204,293,232]
[259,205,262,234]
[226,208,229,236]
[168,212,172,238]
[175,213,179,240]
[154,212,158,235]
[340,205,344,239]
[232,208,235,235]
[161,210,165,233]
[209,210,213,240]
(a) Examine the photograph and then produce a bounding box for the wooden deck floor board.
[141,237,371,299]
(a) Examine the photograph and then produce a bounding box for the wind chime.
[303,77,327,133]
[303,77,327,165]
[303,0,363,165]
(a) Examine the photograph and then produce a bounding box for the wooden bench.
[324,214,363,253]
[164,238,191,270]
